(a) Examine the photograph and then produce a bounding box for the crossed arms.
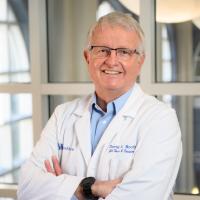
[44,156,121,199]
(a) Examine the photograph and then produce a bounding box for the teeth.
[104,70,120,74]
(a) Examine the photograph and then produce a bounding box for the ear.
[137,54,145,65]
[84,50,90,64]
[136,54,145,75]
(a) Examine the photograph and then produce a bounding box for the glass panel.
[156,1,200,82]
[0,0,7,21]
[47,0,96,83]
[49,95,81,116]
[0,0,30,83]
[96,1,115,19]
[160,95,200,195]
[0,94,33,184]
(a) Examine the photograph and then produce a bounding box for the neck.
[96,96,108,112]
[95,88,131,112]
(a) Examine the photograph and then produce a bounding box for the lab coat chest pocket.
[108,144,136,179]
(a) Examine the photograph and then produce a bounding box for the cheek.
[132,60,142,73]
[133,65,140,75]
[87,62,100,80]
[125,63,141,79]
[88,59,103,72]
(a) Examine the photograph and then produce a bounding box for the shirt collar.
[90,87,133,115]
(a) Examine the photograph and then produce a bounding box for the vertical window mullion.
[139,0,155,91]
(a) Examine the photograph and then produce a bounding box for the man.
[17,12,182,200]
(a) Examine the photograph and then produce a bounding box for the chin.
[104,86,124,92]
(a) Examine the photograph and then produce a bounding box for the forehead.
[90,24,140,48]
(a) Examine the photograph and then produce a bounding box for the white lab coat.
[17,84,182,200]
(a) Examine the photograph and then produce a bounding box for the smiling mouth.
[102,70,122,75]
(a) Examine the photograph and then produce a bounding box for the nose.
[104,50,118,66]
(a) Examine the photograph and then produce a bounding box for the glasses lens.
[117,48,133,60]
[92,47,110,58]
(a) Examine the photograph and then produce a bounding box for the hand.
[44,155,62,176]
[91,178,122,198]
[44,156,85,200]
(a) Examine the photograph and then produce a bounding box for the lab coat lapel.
[93,109,131,156]
[74,97,92,166]
[94,112,132,154]
[93,83,145,154]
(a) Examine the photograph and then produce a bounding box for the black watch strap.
[80,177,98,200]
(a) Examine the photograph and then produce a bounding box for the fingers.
[92,178,121,198]
[52,155,62,176]
[109,178,122,190]
[44,159,55,175]
[44,156,62,176]
[113,177,122,184]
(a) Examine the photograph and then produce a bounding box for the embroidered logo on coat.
[108,144,136,153]
[57,143,74,151]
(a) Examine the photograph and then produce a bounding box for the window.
[155,0,200,194]
[0,0,32,187]
[0,0,30,83]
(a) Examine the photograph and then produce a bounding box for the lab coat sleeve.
[103,109,182,200]
[17,105,83,200]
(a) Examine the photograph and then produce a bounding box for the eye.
[98,48,109,54]
[95,48,110,57]
[118,49,131,55]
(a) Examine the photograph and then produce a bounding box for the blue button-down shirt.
[90,89,132,154]
[71,88,132,200]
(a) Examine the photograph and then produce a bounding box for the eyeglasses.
[89,45,140,60]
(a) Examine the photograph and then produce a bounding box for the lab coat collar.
[118,83,145,119]
[73,83,145,119]
[73,94,93,117]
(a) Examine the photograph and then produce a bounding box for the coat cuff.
[56,174,83,199]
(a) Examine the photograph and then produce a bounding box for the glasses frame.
[89,45,140,60]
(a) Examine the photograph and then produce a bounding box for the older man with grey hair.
[18,11,182,200]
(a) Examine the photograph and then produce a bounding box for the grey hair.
[86,11,145,54]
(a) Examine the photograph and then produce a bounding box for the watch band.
[80,177,98,200]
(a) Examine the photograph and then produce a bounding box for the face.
[84,24,145,99]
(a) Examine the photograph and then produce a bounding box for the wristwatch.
[80,177,98,200]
